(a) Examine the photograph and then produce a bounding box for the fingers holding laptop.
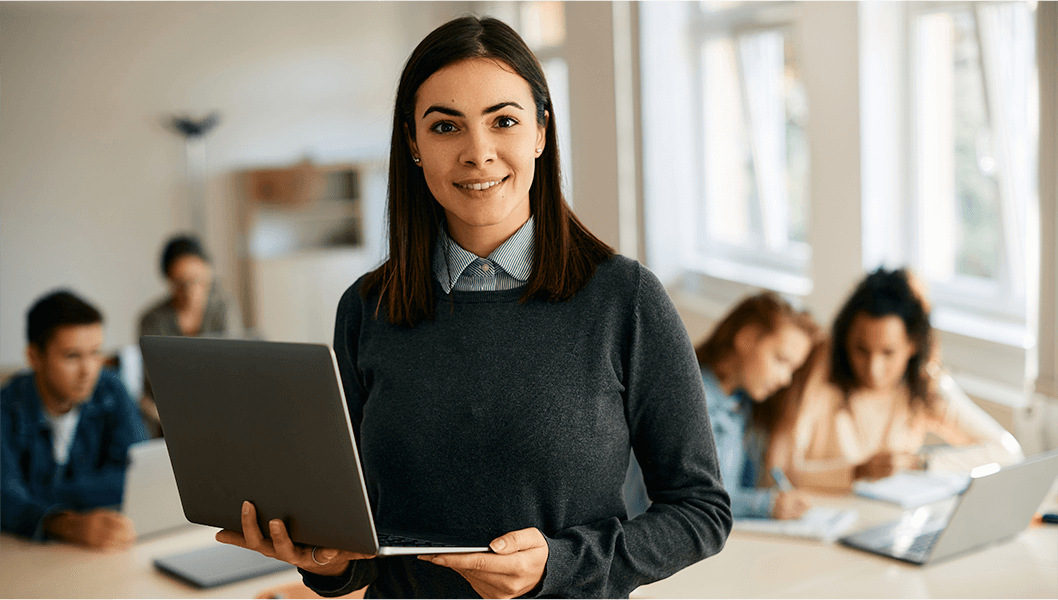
[215,500,374,576]
[419,527,549,599]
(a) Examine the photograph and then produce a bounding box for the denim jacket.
[703,367,775,518]
[1,369,146,540]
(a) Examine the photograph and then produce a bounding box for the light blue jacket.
[703,366,776,518]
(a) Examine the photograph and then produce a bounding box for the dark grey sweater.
[302,255,731,598]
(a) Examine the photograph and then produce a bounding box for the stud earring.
[412,156,421,164]
[535,148,543,155]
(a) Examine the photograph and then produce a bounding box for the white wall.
[0,1,470,364]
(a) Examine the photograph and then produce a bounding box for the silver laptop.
[839,450,1058,565]
[123,438,194,539]
[139,335,491,556]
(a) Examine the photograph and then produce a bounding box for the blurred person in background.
[769,267,1024,492]
[138,234,231,339]
[138,234,237,436]
[696,292,820,519]
[1,290,146,549]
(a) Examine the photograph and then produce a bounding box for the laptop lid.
[123,438,194,539]
[139,336,490,555]
[928,449,1058,563]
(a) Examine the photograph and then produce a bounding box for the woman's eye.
[496,116,518,128]
[430,122,457,134]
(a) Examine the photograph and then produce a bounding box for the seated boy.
[1,290,146,550]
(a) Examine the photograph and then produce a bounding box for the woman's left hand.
[418,527,548,599]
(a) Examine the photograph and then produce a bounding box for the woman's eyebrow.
[422,101,525,120]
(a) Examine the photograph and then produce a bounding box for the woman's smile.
[455,175,509,192]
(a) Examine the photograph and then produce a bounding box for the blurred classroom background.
[1,1,1055,455]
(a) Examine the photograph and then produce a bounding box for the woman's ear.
[535,110,549,154]
[404,123,420,164]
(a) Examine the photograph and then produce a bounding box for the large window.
[643,1,1044,395]
[908,2,1037,325]
[699,24,809,275]
[641,1,811,296]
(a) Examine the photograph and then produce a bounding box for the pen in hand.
[771,467,794,493]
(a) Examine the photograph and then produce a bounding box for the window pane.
[784,37,809,244]
[915,10,1001,282]
[700,30,809,253]
[701,37,755,249]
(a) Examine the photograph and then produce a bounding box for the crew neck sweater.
[302,255,732,598]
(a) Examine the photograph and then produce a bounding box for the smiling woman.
[214,15,733,599]
[410,58,545,257]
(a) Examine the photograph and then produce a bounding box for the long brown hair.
[361,16,613,326]
[694,292,820,434]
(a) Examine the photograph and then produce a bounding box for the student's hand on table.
[45,508,136,551]
[216,501,375,577]
[854,451,921,480]
[773,490,811,520]
[418,527,549,599]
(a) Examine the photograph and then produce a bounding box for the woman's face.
[846,313,917,391]
[410,58,546,253]
[167,254,212,312]
[734,322,813,401]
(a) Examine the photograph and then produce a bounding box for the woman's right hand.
[772,490,811,520]
[215,501,375,576]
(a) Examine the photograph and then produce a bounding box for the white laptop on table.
[123,438,192,539]
[839,450,1058,565]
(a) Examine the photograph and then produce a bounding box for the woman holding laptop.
[217,15,732,599]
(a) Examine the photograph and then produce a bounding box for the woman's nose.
[460,127,496,167]
[869,356,886,384]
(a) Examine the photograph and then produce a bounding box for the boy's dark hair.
[161,234,210,277]
[27,290,104,350]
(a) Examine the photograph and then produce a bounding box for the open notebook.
[733,507,860,543]
[852,471,971,508]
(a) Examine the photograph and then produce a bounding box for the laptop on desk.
[123,438,295,587]
[839,450,1058,565]
[139,335,491,556]
[123,438,193,539]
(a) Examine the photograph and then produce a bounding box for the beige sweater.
[768,350,1024,493]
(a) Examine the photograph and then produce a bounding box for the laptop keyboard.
[856,527,942,563]
[377,532,461,548]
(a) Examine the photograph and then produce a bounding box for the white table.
[2,494,1054,598]
[632,492,1058,599]
[0,525,305,599]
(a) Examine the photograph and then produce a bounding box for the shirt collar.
[433,216,535,293]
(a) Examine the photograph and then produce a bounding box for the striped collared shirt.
[432,217,535,293]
